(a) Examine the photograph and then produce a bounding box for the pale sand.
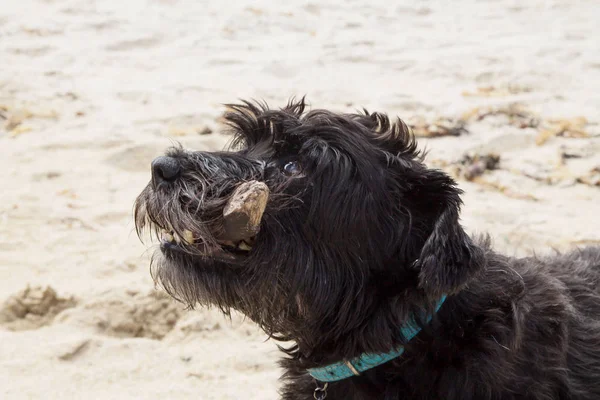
[1,1,599,399]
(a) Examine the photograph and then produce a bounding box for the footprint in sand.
[206,58,243,66]
[104,143,171,173]
[105,135,230,173]
[0,285,77,331]
[105,36,163,52]
[41,139,128,151]
[56,289,183,340]
[7,46,56,57]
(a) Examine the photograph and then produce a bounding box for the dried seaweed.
[461,104,539,129]
[0,104,58,137]
[450,153,500,181]
[576,167,600,187]
[408,117,468,138]
[535,117,589,145]
[471,177,540,201]
[461,84,532,97]
[461,104,593,146]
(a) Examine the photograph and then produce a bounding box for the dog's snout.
[151,156,181,186]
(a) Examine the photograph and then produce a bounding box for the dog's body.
[283,244,600,399]
[135,99,600,399]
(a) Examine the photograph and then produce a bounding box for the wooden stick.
[223,181,269,241]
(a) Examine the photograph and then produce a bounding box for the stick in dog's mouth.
[222,180,269,242]
[160,180,269,254]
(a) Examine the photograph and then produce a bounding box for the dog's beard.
[134,176,316,337]
[146,244,249,311]
[133,178,263,314]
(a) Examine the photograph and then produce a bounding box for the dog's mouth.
[159,227,254,257]
[150,180,269,262]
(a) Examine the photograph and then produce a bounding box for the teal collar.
[307,295,447,383]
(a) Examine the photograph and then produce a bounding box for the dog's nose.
[151,156,181,186]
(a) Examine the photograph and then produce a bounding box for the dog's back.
[549,247,600,397]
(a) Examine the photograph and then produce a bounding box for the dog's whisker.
[491,335,511,351]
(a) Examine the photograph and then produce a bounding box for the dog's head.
[134,98,484,341]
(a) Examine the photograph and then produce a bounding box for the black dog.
[134,98,600,399]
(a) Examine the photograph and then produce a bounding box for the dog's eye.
[282,161,302,176]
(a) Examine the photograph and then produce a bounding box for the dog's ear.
[414,180,485,297]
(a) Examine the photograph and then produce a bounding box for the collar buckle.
[313,381,328,399]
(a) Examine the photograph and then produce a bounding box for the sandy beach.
[1,1,599,398]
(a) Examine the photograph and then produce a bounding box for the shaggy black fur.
[134,98,600,399]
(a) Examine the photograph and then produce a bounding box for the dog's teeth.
[173,233,181,244]
[238,241,252,251]
[183,230,195,244]
[162,232,174,243]
[218,240,236,247]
